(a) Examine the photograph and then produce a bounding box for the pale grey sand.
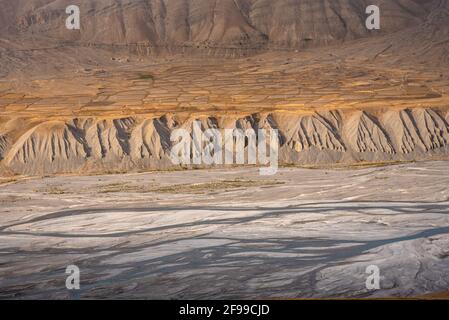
[1,161,449,299]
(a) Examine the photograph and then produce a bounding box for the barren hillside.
[0,0,434,47]
[0,0,449,176]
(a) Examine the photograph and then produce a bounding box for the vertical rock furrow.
[411,108,449,151]
[2,108,449,175]
[129,118,170,160]
[0,135,8,160]
[3,121,87,174]
[346,111,395,154]
[85,119,134,159]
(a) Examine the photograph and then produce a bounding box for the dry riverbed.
[1,162,449,299]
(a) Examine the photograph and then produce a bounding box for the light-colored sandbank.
[0,161,448,299]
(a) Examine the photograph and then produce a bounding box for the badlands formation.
[1,0,449,300]
[0,0,448,175]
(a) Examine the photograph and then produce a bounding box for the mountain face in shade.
[0,0,435,48]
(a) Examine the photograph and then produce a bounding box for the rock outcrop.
[2,107,449,175]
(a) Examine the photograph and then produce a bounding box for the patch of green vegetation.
[340,160,415,169]
[0,178,19,185]
[97,179,284,195]
[282,160,415,170]
[138,73,154,80]
[99,183,140,194]
[41,187,68,195]
[152,179,285,194]
[98,182,159,194]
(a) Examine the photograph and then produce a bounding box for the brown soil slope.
[0,0,433,47]
[0,0,448,176]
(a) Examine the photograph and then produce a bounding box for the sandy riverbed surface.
[1,162,449,299]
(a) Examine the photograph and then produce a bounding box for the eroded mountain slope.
[1,107,449,175]
[0,0,433,48]
[1,1,449,175]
